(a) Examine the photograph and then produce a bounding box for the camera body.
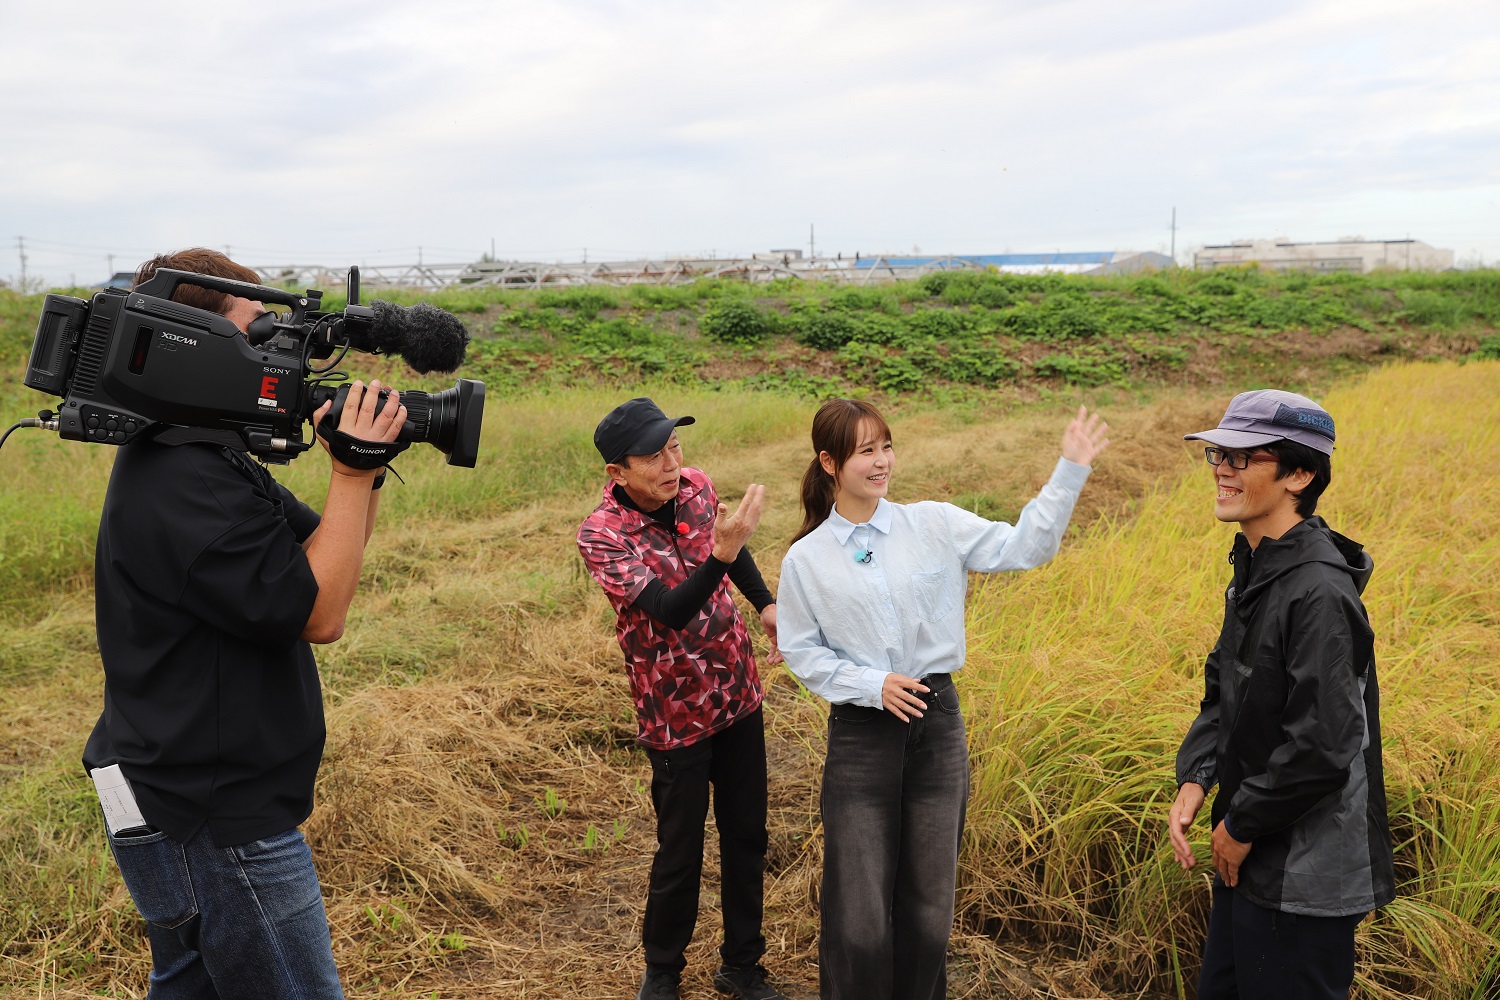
[24,268,483,466]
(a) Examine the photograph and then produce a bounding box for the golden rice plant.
[959,360,1500,998]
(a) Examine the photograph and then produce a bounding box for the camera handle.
[135,268,329,350]
[133,269,308,310]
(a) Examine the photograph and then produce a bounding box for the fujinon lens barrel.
[314,378,485,467]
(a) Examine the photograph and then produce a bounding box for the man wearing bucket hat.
[1168,390,1394,999]
[576,398,786,1000]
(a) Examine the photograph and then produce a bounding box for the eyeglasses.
[1204,447,1277,470]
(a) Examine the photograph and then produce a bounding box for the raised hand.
[711,483,765,563]
[1061,405,1110,466]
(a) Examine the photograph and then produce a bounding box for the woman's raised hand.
[1060,405,1110,467]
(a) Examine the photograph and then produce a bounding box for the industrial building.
[1194,238,1454,274]
[851,251,1172,277]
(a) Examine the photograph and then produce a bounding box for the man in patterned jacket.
[577,398,786,1000]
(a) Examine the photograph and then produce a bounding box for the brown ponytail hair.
[792,398,893,544]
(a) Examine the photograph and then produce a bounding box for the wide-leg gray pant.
[818,674,968,1000]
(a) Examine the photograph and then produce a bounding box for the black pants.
[1199,880,1366,1000]
[818,674,969,1000]
[642,706,768,973]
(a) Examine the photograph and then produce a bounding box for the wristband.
[316,415,411,471]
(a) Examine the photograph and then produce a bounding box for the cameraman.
[81,249,403,999]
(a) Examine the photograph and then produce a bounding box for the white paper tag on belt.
[89,764,149,835]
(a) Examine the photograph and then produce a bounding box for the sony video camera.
[21,267,485,466]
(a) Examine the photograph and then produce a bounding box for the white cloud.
[4,0,1500,282]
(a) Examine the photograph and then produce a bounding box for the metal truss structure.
[249,254,1001,292]
[249,252,1160,292]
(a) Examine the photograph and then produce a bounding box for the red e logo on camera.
[260,376,279,399]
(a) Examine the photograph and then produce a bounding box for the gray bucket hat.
[1184,389,1336,455]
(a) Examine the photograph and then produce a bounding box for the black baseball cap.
[594,397,696,464]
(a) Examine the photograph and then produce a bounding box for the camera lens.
[396,379,486,467]
[314,378,486,467]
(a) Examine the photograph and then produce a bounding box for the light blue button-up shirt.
[777,457,1090,708]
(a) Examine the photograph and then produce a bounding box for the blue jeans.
[106,822,344,999]
[818,674,969,1000]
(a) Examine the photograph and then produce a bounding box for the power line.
[15,237,480,260]
[20,236,161,253]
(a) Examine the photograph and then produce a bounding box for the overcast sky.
[3,0,1497,285]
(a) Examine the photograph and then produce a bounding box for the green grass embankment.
[376,267,1500,395]
[3,268,1496,624]
[6,269,1500,403]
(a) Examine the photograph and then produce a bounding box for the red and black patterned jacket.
[577,467,763,750]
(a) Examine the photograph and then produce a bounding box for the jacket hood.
[1234,515,1374,606]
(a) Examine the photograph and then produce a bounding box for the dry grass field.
[2,360,1497,999]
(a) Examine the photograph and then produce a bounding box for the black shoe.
[712,963,787,1000]
[636,967,681,1000]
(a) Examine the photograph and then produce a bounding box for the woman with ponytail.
[777,398,1109,1000]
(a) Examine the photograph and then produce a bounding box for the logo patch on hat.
[1271,403,1335,440]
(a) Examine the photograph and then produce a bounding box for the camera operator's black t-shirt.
[82,439,323,847]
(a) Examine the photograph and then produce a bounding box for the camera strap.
[221,447,288,524]
[315,416,411,471]
[146,425,276,500]
[153,426,253,451]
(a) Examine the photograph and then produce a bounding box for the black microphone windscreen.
[400,303,470,373]
[368,300,471,374]
[368,300,412,356]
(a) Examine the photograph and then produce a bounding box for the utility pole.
[107,253,115,277]
[1169,207,1178,266]
[17,236,28,290]
[809,223,816,260]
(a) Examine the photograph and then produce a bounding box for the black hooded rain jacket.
[1176,515,1395,917]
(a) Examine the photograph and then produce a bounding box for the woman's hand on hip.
[882,672,930,721]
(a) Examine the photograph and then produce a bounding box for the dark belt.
[914,672,954,698]
[825,672,955,722]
